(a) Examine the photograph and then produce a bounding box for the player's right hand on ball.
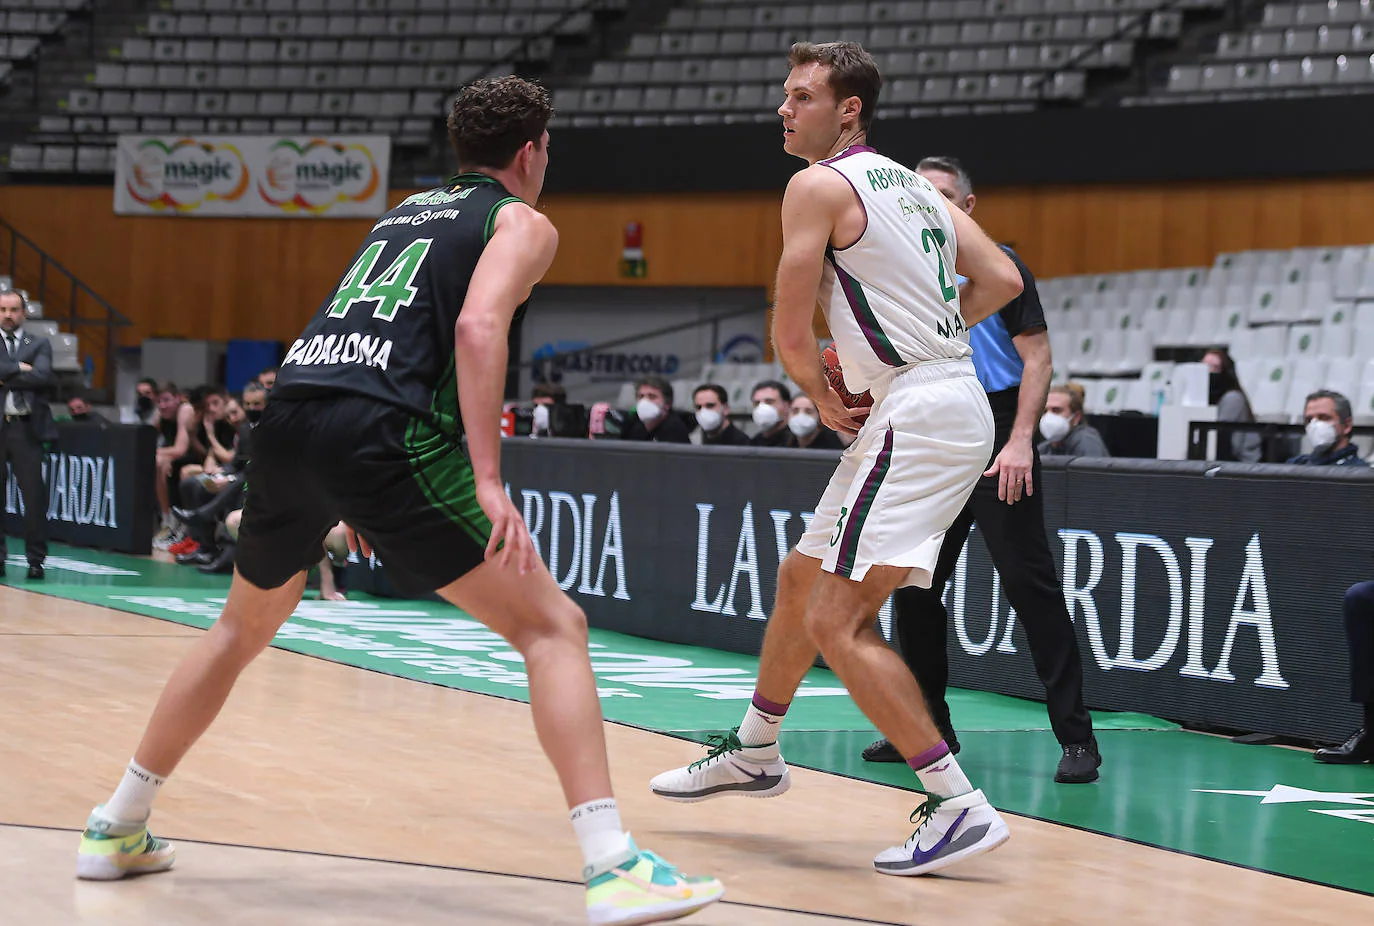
[477,480,539,575]
[817,387,869,437]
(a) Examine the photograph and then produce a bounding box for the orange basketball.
[821,345,873,409]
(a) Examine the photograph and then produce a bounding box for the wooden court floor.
[3,585,1372,926]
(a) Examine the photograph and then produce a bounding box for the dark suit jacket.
[0,331,58,444]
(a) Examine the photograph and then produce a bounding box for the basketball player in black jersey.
[75,77,723,926]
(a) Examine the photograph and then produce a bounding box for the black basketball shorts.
[235,395,490,596]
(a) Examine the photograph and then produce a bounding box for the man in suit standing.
[0,289,56,580]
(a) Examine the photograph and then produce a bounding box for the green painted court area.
[7,544,1374,896]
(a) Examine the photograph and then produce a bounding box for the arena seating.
[6,0,1226,172]
[1155,1,1374,101]
[1038,243,1374,423]
[558,0,1217,127]
[5,0,593,173]
[600,244,1374,435]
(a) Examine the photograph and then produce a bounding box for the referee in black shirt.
[862,158,1101,783]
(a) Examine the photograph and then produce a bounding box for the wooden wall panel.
[3,177,1374,351]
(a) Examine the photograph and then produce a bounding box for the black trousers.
[1345,581,1374,705]
[0,416,48,566]
[893,427,1093,746]
[178,476,247,548]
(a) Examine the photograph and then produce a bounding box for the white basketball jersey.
[816,145,971,395]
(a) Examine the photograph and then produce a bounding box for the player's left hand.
[815,387,870,437]
[985,436,1034,505]
[476,479,539,575]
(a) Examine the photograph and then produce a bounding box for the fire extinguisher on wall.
[619,221,646,278]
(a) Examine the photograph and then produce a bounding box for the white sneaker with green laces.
[649,730,791,803]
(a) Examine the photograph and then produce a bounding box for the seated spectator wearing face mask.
[622,375,691,443]
[1038,383,1110,458]
[692,383,750,446]
[1203,347,1262,463]
[786,394,845,450]
[530,382,566,437]
[134,377,159,425]
[749,380,793,447]
[169,381,268,569]
[1287,390,1369,467]
[67,393,109,427]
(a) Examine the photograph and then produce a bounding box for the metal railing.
[0,215,132,394]
[1187,419,1374,463]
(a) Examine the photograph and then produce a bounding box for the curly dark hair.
[446,76,553,170]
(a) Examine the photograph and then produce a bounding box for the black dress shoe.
[862,728,961,763]
[178,548,218,567]
[1315,728,1374,764]
[198,545,236,575]
[26,564,44,581]
[171,505,213,529]
[1056,736,1102,783]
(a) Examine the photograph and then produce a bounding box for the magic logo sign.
[124,138,250,212]
[257,138,382,215]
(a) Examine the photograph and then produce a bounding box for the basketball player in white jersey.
[650,42,1027,876]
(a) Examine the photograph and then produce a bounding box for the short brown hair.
[447,76,553,170]
[787,41,882,130]
[1050,383,1086,416]
[635,376,673,406]
[532,382,567,404]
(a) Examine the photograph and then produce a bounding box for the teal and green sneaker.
[585,839,724,925]
[76,807,176,881]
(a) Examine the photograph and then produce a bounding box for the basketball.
[821,345,873,409]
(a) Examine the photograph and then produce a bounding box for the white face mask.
[788,413,819,437]
[752,403,781,430]
[636,397,664,423]
[1039,411,1072,443]
[695,408,723,433]
[531,404,550,433]
[1307,419,1338,452]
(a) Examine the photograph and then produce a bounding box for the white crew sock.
[908,741,973,799]
[570,798,632,878]
[101,760,166,827]
[737,693,788,747]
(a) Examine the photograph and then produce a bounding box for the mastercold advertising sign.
[114,135,390,218]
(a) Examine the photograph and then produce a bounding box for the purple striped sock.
[906,740,951,772]
[751,693,790,717]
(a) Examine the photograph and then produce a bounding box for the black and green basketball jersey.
[273,173,526,433]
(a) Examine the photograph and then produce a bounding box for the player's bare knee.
[776,551,817,606]
[554,601,589,649]
[212,610,279,661]
[509,600,587,655]
[803,606,852,656]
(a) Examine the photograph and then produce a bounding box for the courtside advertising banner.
[114,135,391,218]
[489,442,1374,743]
[2,423,157,555]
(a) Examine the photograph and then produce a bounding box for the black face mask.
[1208,372,1226,405]
[136,395,154,414]
[246,408,263,424]
[71,413,89,422]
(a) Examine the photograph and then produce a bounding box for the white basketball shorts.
[796,358,993,589]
